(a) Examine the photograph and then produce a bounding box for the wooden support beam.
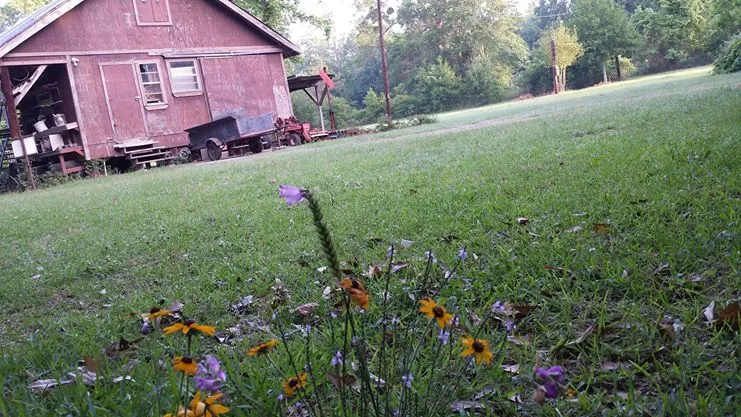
[1,66,36,190]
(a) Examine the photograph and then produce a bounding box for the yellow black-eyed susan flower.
[461,336,493,365]
[282,373,308,397]
[173,356,198,376]
[164,320,216,337]
[188,391,229,417]
[144,307,172,321]
[247,339,278,357]
[419,299,453,329]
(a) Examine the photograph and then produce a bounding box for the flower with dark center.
[279,185,307,206]
[144,307,172,322]
[247,339,278,357]
[282,373,308,397]
[461,336,493,365]
[164,319,216,337]
[173,356,198,376]
[419,299,453,329]
[194,355,227,393]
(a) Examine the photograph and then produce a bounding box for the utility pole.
[550,30,560,94]
[376,0,392,120]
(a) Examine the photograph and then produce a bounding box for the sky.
[290,0,534,43]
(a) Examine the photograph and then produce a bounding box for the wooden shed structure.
[0,0,299,172]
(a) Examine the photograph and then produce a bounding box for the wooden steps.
[117,141,175,169]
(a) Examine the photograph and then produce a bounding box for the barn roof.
[0,0,301,58]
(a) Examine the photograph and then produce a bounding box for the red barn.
[0,0,299,173]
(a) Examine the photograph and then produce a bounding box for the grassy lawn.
[0,67,739,416]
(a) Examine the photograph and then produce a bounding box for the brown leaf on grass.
[658,322,676,340]
[517,217,530,225]
[716,301,740,330]
[327,373,357,388]
[439,235,458,244]
[294,303,320,317]
[366,265,382,278]
[82,357,100,374]
[703,301,715,323]
[507,335,532,347]
[532,388,546,404]
[391,263,409,273]
[450,401,485,412]
[600,361,619,371]
[501,363,521,374]
[104,337,142,358]
[592,223,613,234]
[544,265,569,276]
[504,303,537,320]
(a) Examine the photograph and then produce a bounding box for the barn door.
[101,64,147,141]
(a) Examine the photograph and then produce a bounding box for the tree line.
[2,0,738,129]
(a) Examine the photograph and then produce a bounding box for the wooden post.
[0,66,36,190]
[614,55,622,81]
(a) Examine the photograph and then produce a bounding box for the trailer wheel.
[289,132,302,146]
[206,140,222,161]
[249,138,264,154]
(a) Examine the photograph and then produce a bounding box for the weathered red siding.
[3,0,295,160]
[11,0,275,54]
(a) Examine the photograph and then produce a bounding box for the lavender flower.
[401,372,414,389]
[491,301,505,314]
[331,351,343,368]
[438,329,451,345]
[457,247,468,261]
[193,355,227,393]
[279,185,307,206]
[504,320,516,332]
[391,316,400,326]
[425,251,436,263]
[534,366,565,399]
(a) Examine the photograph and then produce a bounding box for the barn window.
[167,60,202,95]
[133,0,171,26]
[137,62,167,107]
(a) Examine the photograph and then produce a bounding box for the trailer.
[185,111,275,162]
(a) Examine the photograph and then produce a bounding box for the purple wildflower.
[193,355,227,393]
[425,251,436,263]
[504,320,516,332]
[438,329,451,345]
[534,366,565,399]
[331,351,343,368]
[457,247,468,261]
[401,372,414,389]
[279,185,307,206]
[391,316,400,326]
[491,301,505,313]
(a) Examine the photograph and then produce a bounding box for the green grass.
[1,67,739,416]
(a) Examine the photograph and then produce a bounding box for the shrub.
[713,33,741,73]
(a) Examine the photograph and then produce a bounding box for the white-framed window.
[137,62,167,108]
[167,60,203,96]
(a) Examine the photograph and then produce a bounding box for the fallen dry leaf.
[564,226,583,233]
[517,217,529,225]
[716,301,740,330]
[544,265,569,276]
[294,303,319,317]
[508,394,524,404]
[327,373,357,388]
[501,363,520,374]
[507,335,532,347]
[317,266,328,273]
[600,361,619,371]
[366,265,382,278]
[532,387,546,404]
[703,301,715,323]
[439,235,458,244]
[391,263,409,273]
[592,223,613,234]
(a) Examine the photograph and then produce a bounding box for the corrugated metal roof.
[0,0,300,58]
[0,0,68,50]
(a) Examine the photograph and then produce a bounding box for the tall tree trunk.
[602,61,608,83]
[614,55,622,81]
[561,68,567,91]
[552,66,560,94]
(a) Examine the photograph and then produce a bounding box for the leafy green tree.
[632,0,711,71]
[413,58,461,113]
[705,0,741,53]
[569,0,641,82]
[1,0,51,30]
[232,0,329,33]
[713,32,741,73]
[538,23,585,91]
